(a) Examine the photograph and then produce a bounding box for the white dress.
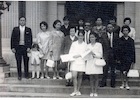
[69,41,87,72]
[85,42,103,75]
[36,31,53,59]
[28,50,43,65]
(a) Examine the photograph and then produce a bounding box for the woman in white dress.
[51,20,64,79]
[69,30,87,96]
[85,33,103,97]
[36,21,53,79]
[119,17,136,40]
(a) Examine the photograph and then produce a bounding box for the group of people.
[11,16,136,97]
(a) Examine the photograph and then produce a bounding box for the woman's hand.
[73,55,81,58]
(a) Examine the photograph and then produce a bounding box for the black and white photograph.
[0,1,140,98]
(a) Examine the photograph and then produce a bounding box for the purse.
[65,63,72,80]
[127,69,139,77]
[65,72,72,80]
[46,59,55,68]
[95,58,106,67]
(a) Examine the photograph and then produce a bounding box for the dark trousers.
[101,50,116,86]
[15,46,29,78]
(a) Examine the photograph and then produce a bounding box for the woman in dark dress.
[116,25,135,90]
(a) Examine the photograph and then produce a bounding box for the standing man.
[84,20,92,44]
[11,16,32,80]
[61,16,71,36]
[100,23,119,88]
[109,16,120,36]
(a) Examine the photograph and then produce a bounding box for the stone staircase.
[0,38,140,97]
[0,68,140,97]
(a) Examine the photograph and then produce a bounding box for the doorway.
[65,1,117,26]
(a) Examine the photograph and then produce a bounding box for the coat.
[11,26,32,50]
[63,35,78,54]
[52,30,64,61]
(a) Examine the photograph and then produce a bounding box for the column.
[47,1,57,31]
[26,1,48,38]
[135,2,140,40]
[57,1,66,24]
[116,3,124,26]
[1,1,19,38]
[124,2,135,27]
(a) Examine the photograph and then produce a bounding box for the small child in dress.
[28,43,43,79]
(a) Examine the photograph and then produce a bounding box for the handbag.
[95,58,106,67]
[127,69,139,77]
[46,55,55,68]
[65,72,72,80]
[65,63,72,80]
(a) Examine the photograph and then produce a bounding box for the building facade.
[1,1,140,68]
[1,1,140,40]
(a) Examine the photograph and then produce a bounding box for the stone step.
[0,66,10,72]
[0,83,140,95]
[0,92,140,98]
[3,77,140,86]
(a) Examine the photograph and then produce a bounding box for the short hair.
[63,16,69,21]
[53,20,61,28]
[109,16,117,22]
[31,43,39,51]
[70,26,76,32]
[124,17,131,24]
[77,30,85,36]
[107,23,113,27]
[89,32,98,42]
[121,25,131,33]
[19,16,26,21]
[40,21,48,30]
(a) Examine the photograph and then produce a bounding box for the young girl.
[69,30,87,96]
[85,33,103,97]
[28,43,43,79]
[117,25,135,89]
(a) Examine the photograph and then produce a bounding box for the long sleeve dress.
[51,30,64,61]
[85,42,103,75]
[116,36,135,72]
[36,31,53,60]
[69,41,87,72]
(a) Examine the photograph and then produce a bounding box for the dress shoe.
[25,77,29,79]
[69,82,73,86]
[111,85,115,88]
[65,82,70,86]
[18,77,22,80]
[100,84,107,87]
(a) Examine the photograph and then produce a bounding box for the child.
[116,25,135,89]
[28,43,43,79]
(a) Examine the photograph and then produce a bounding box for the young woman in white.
[28,43,43,79]
[85,33,103,97]
[69,30,87,96]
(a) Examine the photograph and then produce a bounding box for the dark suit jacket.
[61,25,71,36]
[113,25,120,36]
[101,32,119,61]
[11,26,32,50]
[116,36,135,63]
[63,36,78,54]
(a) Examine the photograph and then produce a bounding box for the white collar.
[19,25,25,29]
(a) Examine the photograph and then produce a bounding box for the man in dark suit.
[109,16,120,36]
[84,20,92,44]
[11,16,32,80]
[61,16,71,36]
[100,23,119,88]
